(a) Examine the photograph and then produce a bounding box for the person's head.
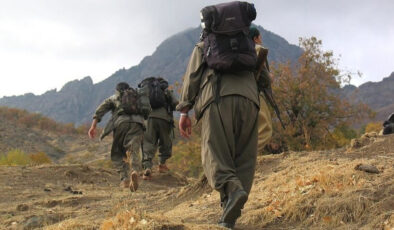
[116,82,130,92]
[249,26,262,45]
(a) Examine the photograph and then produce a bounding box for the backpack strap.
[214,72,222,104]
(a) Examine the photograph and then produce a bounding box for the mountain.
[342,72,394,121]
[0,26,303,125]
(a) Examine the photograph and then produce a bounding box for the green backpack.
[120,87,151,119]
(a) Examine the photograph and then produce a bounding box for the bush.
[0,149,31,166]
[364,122,382,133]
[29,152,52,165]
[168,120,203,178]
[270,37,373,151]
[0,149,52,166]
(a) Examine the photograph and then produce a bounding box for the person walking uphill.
[177,2,260,229]
[249,26,273,153]
[139,77,179,180]
[88,82,150,192]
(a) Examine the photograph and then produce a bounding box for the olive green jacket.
[93,90,144,140]
[176,42,259,120]
[148,90,179,122]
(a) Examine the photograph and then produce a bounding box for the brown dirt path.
[1,134,393,230]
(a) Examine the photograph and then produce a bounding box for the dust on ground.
[0,134,393,230]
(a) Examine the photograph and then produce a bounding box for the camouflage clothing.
[177,42,259,221]
[93,90,144,180]
[142,90,178,169]
[111,122,144,180]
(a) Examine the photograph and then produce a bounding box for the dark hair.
[116,82,130,92]
[249,26,260,40]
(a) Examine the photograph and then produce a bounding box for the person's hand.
[179,114,192,138]
[88,119,98,139]
[88,126,96,139]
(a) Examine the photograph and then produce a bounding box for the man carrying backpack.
[139,77,178,180]
[88,82,149,192]
[177,2,260,229]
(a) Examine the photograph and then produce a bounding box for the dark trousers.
[111,122,143,180]
[142,118,173,169]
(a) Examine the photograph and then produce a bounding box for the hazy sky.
[0,0,393,97]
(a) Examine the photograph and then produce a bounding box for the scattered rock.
[23,216,44,229]
[64,186,83,194]
[16,204,29,211]
[81,165,91,172]
[44,188,52,192]
[362,132,378,138]
[64,170,77,178]
[355,164,380,174]
[45,200,59,208]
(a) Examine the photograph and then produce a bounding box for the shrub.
[364,122,382,133]
[168,120,203,178]
[270,37,373,151]
[0,150,52,166]
[29,152,52,165]
[0,149,31,166]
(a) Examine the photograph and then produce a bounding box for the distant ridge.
[342,72,394,121]
[0,26,303,125]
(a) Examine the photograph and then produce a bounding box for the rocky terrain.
[0,133,393,230]
[0,108,111,161]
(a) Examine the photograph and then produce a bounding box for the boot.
[158,164,169,173]
[218,190,248,229]
[129,171,139,192]
[143,168,152,180]
[218,222,234,229]
[120,178,130,188]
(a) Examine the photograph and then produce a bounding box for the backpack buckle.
[230,38,239,51]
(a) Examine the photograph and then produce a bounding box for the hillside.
[0,134,393,229]
[0,107,111,161]
[343,72,394,122]
[0,26,303,125]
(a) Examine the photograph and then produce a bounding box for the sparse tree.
[270,37,373,150]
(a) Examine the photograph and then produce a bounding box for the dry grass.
[239,135,394,229]
[2,134,393,230]
[95,134,394,229]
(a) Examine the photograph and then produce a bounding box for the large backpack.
[138,77,169,109]
[120,87,151,119]
[200,1,257,72]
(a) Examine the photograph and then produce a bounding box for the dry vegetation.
[1,134,392,230]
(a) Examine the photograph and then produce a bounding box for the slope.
[343,72,394,122]
[1,134,392,229]
[0,106,111,160]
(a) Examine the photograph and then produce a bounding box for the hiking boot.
[129,171,139,192]
[219,190,248,227]
[218,222,235,229]
[120,178,130,188]
[158,164,169,173]
[143,168,152,180]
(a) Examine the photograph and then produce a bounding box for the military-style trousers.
[201,95,259,207]
[111,122,144,181]
[257,94,273,153]
[142,117,173,169]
